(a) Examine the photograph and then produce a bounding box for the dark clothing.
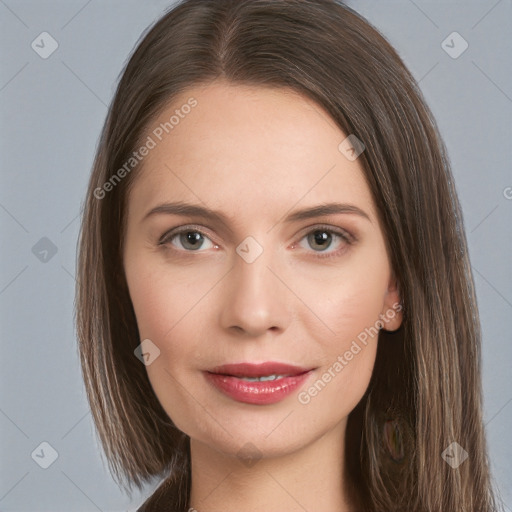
[136,474,189,512]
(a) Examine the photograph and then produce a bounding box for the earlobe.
[380,274,403,332]
[380,300,403,332]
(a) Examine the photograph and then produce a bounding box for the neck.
[187,420,358,512]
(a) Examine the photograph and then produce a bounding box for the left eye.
[296,228,351,255]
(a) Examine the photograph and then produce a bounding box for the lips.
[207,362,313,378]
[203,362,316,405]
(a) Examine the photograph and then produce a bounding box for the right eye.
[159,226,217,252]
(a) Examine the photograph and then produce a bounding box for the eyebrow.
[142,201,372,226]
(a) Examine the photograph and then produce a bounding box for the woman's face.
[123,80,402,460]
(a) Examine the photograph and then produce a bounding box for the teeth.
[238,374,288,382]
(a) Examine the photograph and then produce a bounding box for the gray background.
[0,0,511,510]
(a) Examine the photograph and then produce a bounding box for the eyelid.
[158,223,218,246]
[295,223,355,244]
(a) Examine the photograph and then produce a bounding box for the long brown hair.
[75,1,502,510]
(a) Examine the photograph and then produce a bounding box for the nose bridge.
[220,234,290,335]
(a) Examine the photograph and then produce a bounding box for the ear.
[379,270,403,332]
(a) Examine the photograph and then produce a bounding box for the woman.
[75,0,502,510]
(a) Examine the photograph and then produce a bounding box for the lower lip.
[204,370,313,405]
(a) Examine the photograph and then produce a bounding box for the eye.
[159,226,216,252]
[295,225,353,259]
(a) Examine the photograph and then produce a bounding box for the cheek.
[124,255,216,392]
[299,252,390,347]
[296,280,383,415]
[327,282,385,343]
[294,251,388,403]
[124,252,209,340]
[299,343,377,425]
[124,261,207,430]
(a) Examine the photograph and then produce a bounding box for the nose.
[218,243,291,338]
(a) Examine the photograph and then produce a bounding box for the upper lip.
[206,362,314,378]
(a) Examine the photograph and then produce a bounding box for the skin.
[123,79,402,512]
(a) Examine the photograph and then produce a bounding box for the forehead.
[128,80,376,222]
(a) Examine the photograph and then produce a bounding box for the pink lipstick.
[204,362,315,405]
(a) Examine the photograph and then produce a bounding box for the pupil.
[183,231,202,249]
[310,230,331,250]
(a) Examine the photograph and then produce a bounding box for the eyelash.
[158,224,354,260]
